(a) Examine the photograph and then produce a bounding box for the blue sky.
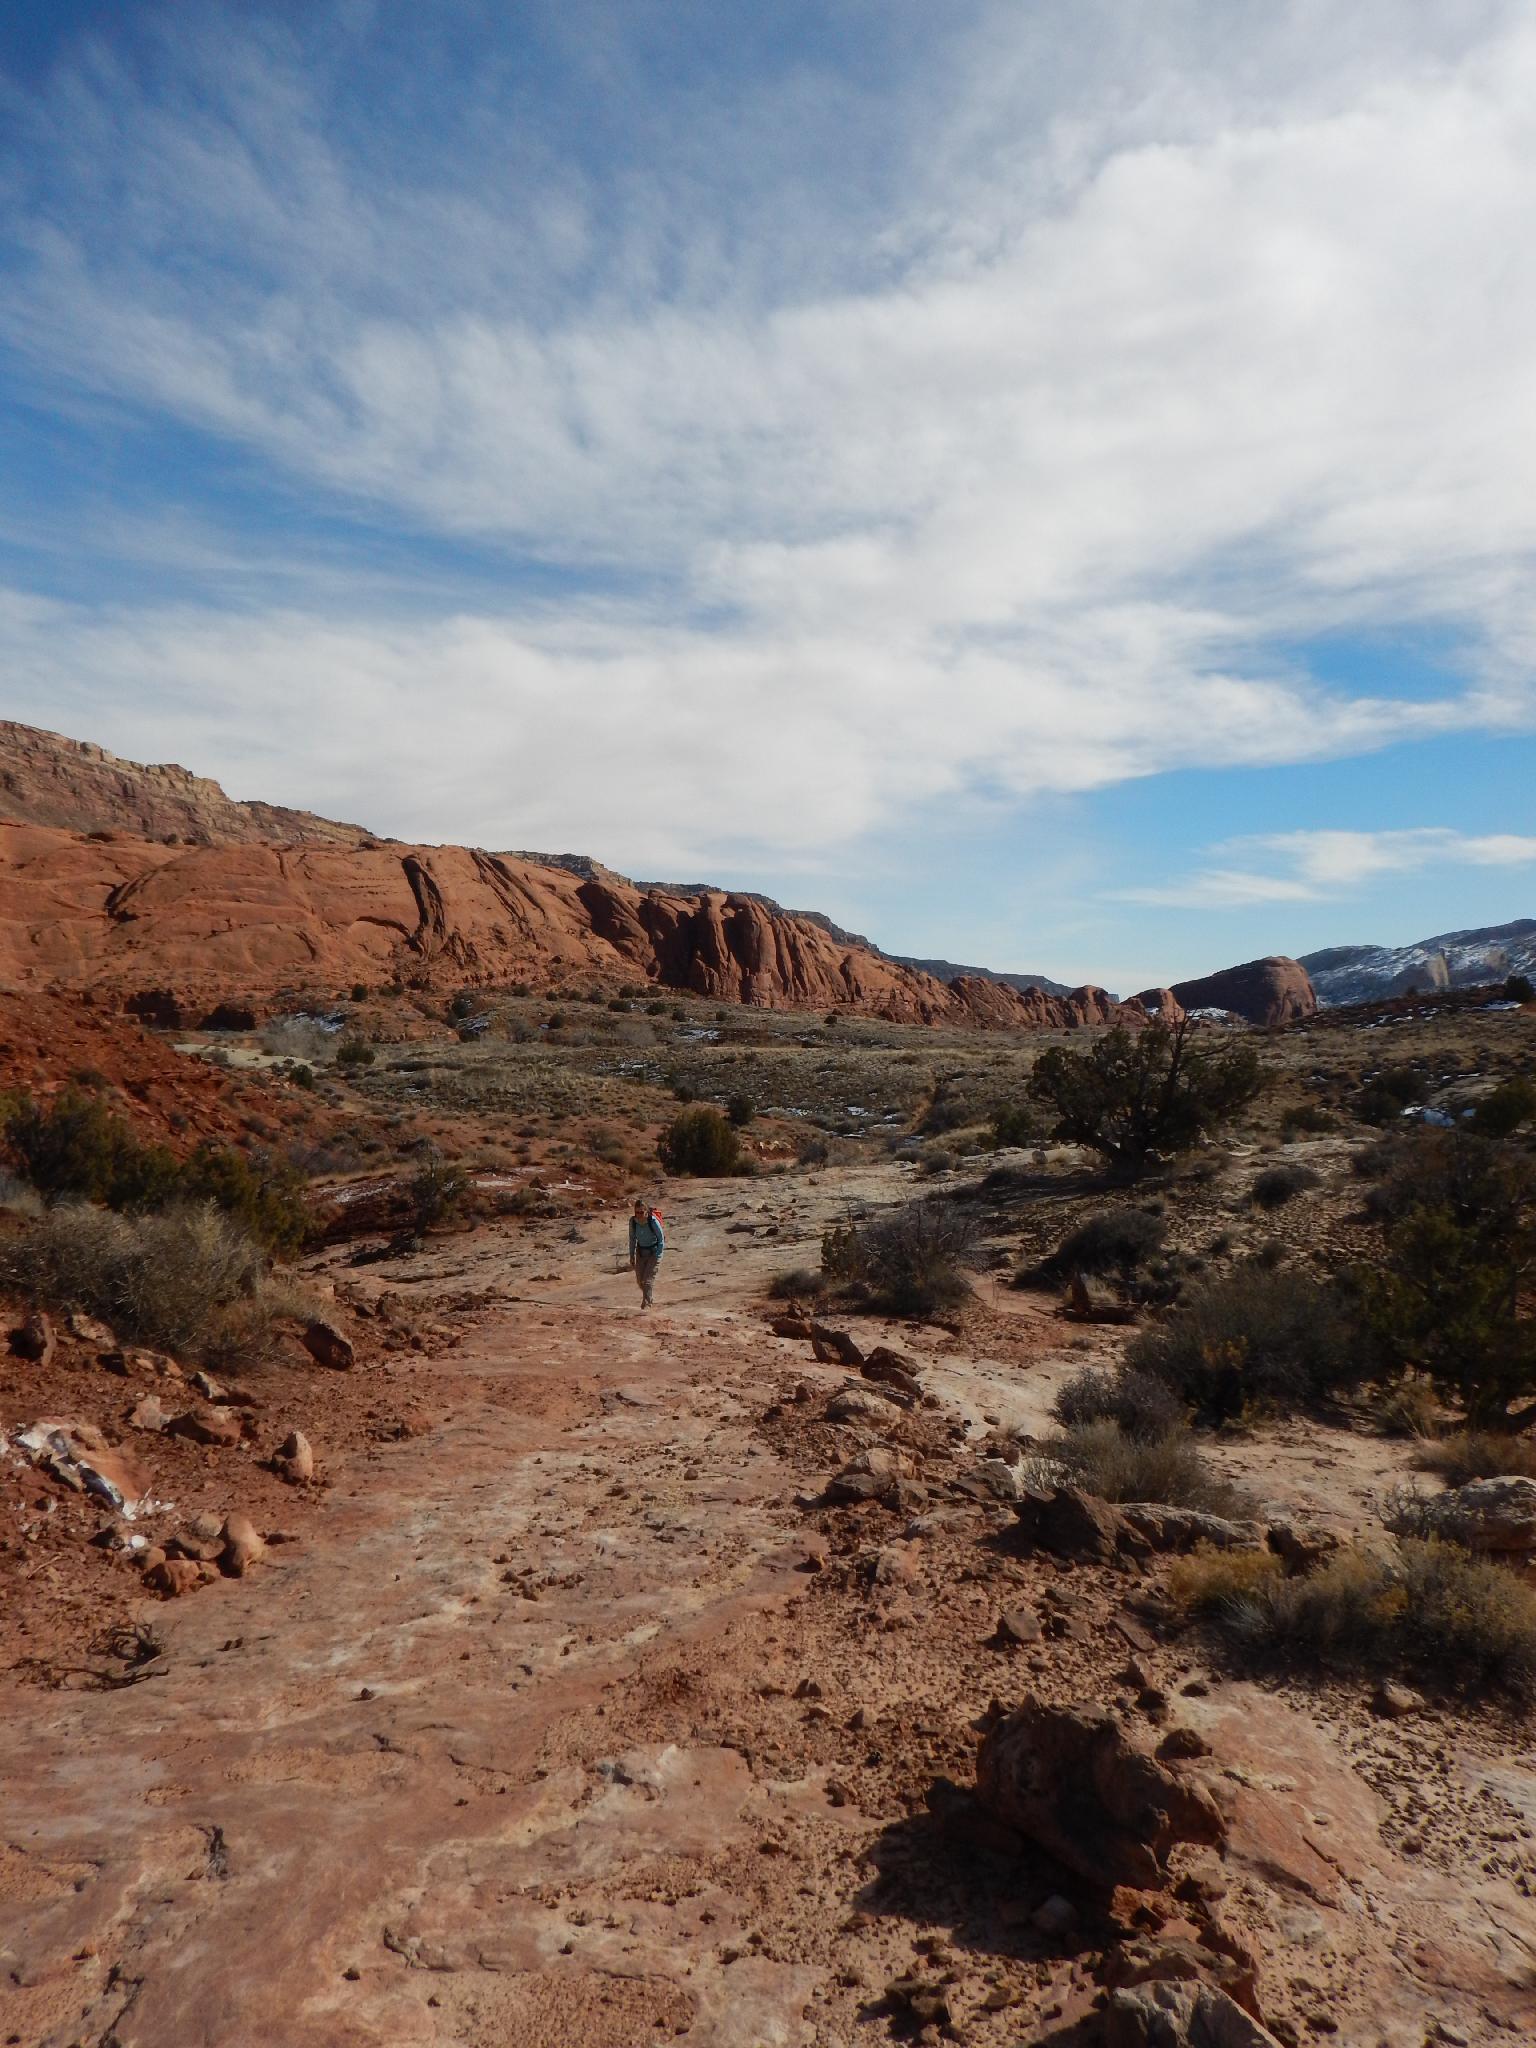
[2,1,1535,992]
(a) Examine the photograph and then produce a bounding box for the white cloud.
[1122,828,1536,908]
[2,3,1536,868]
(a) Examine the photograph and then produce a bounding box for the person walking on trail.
[628,1199,665,1309]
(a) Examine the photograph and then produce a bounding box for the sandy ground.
[2,1168,1534,2048]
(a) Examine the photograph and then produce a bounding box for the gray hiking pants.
[634,1250,660,1307]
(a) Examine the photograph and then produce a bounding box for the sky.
[2,0,1535,993]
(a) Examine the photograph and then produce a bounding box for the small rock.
[144,1558,209,1599]
[65,1312,116,1346]
[825,1382,905,1425]
[996,1604,1043,1647]
[273,1429,314,1485]
[127,1393,170,1433]
[770,1315,814,1341]
[220,1513,265,1577]
[166,1406,244,1449]
[1372,1680,1425,1720]
[10,1312,55,1366]
[1156,1725,1212,1761]
[191,1370,226,1402]
[302,1319,356,1372]
[1032,1894,1078,1937]
[810,1324,864,1368]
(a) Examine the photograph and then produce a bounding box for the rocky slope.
[0,821,1151,1028]
[1139,956,1317,1028]
[0,721,366,847]
[1301,920,1536,1006]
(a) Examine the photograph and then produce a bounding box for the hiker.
[628,1198,665,1309]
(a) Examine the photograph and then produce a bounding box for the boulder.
[825,1444,911,1504]
[1416,1476,1536,1556]
[1103,1980,1284,2048]
[10,1312,55,1366]
[770,1315,814,1341]
[15,1420,149,1512]
[861,1348,924,1401]
[65,1312,117,1346]
[1157,956,1317,1030]
[1012,1483,1127,1562]
[273,1429,314,1484]
[1265,1519,1343,1575]
[220,1513,265,1577]
[302,1319,355,1372]
[975,1698,1226,1890]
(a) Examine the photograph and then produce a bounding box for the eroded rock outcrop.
[1154,957,1317,1028]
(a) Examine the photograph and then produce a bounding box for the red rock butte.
[0,722,1312,1028]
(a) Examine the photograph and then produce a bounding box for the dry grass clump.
[1413,1431,1536,1484]
[1051,1365,1182,1441]
[0,1202,311,1371]
[821,1198,978,1317]
[1126,1263,1361,1420]
[1250,1162,1320,1210]
[1173,1536,1536,1704]
[766,1266,827,1302]
[1027,1419,1251,1516]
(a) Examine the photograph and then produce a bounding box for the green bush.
[350,982,369,1002]
[1042,1207,1165,1279]
[1028,1419,1249,1515]
[1359,1131,1536,1427]
[2,1088,309,1252]
[0,1203,307,1370]
[658,1106,742,1177]
[1251,1163,1320,1209]
[1025,1019,1264,1176]
[1352,1066,1425,1126]
[726,1093,756,1128]
[1279,1102,1337,1139]
[1126,1263,1363,1420]
[335,1039,376,1068]
[1505,974,1534,1004]
[1471,1080,1536,1139]
[991,1104,1040,1149]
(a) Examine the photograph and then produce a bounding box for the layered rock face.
[0,722,364,847]
[1146,956,1317,1028]
[0,822,1148,1027]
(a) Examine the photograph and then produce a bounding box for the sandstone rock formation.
[0,720,365,846]
[1148,956,1317,1027]
[974,1696,1226,1889]
[0,819,1154,1027]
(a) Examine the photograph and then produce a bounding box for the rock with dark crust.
[1151,956,1317,1028]
[975,1696,1227,1890]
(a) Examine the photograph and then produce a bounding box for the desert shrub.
[1025,1019,1264,1176]
[1029,1420,1250,1514]
[0,1203,296,1368]
[1505,974,1534,1004]
[1048,1207,1165,1279]
[658,1106,742,1177]
[407,1152,469,1233]
[918,1081,970,1136]
[916,1142,955,1177]
[1352,1066,1426,1126]
[1126,1263,1363,1419]
[726,1093,756,1128]
[1251,1163,1320,1209]
[289,1063,315,1090]
[350,982,368,1002]
[2,1088,309,1252]
[991,1104,1040,1149]
[1358,1131,1536,1427]
[1414,1430,1536,1484]
[1051,1365,1183,1441]
[766,1266,826,1301]
[335,1039,376,1069]
[1375,1376,1441,1439]
[1190,1538,1536,1702]
[1280,1102,1337,1139]
[821,1198,977,1316]
[1471,1080,1536,1140]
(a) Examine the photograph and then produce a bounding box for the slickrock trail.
[3,1177,1535,2048]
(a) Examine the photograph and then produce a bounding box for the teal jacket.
[629,1213,665,1258]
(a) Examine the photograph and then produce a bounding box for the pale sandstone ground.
[1,1164,1534,2048]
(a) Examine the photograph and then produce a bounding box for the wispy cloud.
[1121,829,1536,909]
[1,3,1535,881]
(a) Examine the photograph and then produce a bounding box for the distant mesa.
[1300,920,1536,1006]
